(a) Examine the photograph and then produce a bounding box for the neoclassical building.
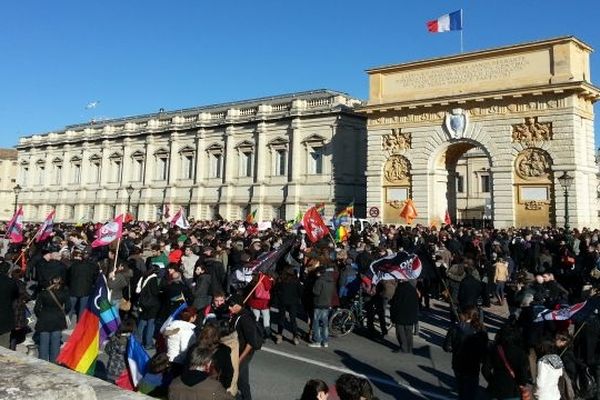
[360,36,600,229]
[16,90,366,222]
[0,149,19,221]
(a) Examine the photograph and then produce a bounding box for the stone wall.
[0,346,150,400]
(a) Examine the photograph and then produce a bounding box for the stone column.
[286,117,302,217]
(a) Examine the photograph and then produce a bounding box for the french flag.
[427,10,463,33]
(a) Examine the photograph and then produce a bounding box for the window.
[109,153,122,183]
[481,175,491,193]
[131,205,139,220]
[276,149,286,176]
[36,161,45,185]
[71,158,82,184]
[132,151,145,182]
[240,151,252,177]
[456,174,464,193]
[155,149,169,181]
[67,205,75,219]
[180,148,195,180]
[89,155,101,183]
[310,146,324,174]
[211,153,222,178]
[109,204,117,219]
[52,159,63,185]
[88,205,95,221]
[21,166,29,186]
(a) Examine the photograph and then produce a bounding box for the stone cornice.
[358,82,600,115]
[17,90,363,150]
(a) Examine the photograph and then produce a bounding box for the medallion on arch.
[383,154,411,184]
[515,148,552,180]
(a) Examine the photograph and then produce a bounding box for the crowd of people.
[0,217,599,400]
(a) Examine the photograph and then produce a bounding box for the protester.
[104,318,136,383]
[10,267,31,350]
[34,276,70,363]
[165,306,198,367]
[136,265,161,350]
[0,261,19,349]
[228,294,259,400]
[309,260,335,348]
[273,265,303,345]
[389,279,419,353]
[300,378,329,400]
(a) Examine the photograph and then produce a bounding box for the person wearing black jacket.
[35,245,67,293]
[458,266,490,311]
[228,294,259,400]
[273,266,303,345]
[0,262,19,349]
[390,280,419,353]
[34,276,71,363]
[482,323,530,399]
[136,266,160,349]
[67,250,98,321]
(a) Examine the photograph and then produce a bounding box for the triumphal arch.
[360,37,600,228]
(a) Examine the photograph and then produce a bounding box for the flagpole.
[112,236,122,275]
[460,9,464,53]
[14,235,37,266]
[244,274,266,304]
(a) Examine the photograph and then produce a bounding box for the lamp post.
[13,184,21,213]
[557,171,574,230]
[126,184,134,215]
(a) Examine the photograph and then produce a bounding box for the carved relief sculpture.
[515,148,552,180]
[384,155,411,183]
[524,201,544,211]
[512,117,552,146]
[382,128,411,153]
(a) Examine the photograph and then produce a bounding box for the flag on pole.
[399,199,418,225]
[6,206,24,244]
[160,302,188,334]
[427,9,463,33]
[444,210,452,226]
[334,202,354,225]
[335,225,349,243]
[171,208,190,229]
[302,206,329,243]
[368,251,423,285]
[35,210,55,242]
[57,275,120,374]
[245,209,257,224]
[91,214,124,248]
[127,335,150,388]
[315,202,326,216]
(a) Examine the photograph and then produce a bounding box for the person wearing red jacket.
[247,272,274,339]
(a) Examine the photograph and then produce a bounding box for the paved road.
[17,299,508,399]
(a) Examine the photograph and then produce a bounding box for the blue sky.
[2,1,600,148]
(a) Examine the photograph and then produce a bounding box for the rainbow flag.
[335,225,349,243]
[246,209,257,224]
[335,202,354,225]
[57,275,120,374]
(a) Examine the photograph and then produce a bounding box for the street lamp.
[557,171,574,230]
[126,184,134,214]
[13,184,21,213]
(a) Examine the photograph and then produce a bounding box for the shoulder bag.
[48,289,72,329]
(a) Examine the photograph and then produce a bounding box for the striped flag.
[127,335,150,388]
[91,214,124,248]
[171,208,190,229]
[427,9,463,33]
[6,206,24,244]
[57,275,120,374]
[246,209,257,224]
[35,210,55,242]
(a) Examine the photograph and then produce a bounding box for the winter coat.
[105,334,129,382]
[451,322,488,376]
[192,274,212,311]
[34,286,71,332]
[137,274,161,320]
[67,260,98,297]
[482,343,530,399]
[0,275,19,334]
[181,253,199,281]
[168,369,233,400]
[160,280,194,319]
[273,279,303,307]
[36,259,68,290]
[166,320,196,364]
[534,354,563,400]
[389,281,419,325]
[13,278,31,330]
[312,268,336,309]
[458,274,487,310]
[247,274,273,310]
[107,268,133,302]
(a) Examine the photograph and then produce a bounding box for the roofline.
[366,36,593,74]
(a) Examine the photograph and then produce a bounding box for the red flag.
[124,213,134,223]
[6,206,24,244]
[302,207,329,243]
[91,214,124,248]
[35,210,55,242]
[444,210,452,226]
[399,199,418,225]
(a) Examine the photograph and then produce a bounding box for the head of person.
[554,332,571,350]
[335,374,375,400]
[179,307,198,324]
[535,274,544,284]
[213,291,226,308]
[47,275,64,290]
[187,346,214,374]
[117,318,137,336]
[459,306,484,332]
[0,261,11,276]
[300,379,329,400]
[197,323,221,352]
[184,246,194,256]
[151,244,162,256]
[147,352,170,374]
[194,264,207,277]
[227,294,245,315]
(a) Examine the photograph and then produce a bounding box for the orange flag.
[399,199,418,224]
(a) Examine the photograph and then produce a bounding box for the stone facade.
[0,149,19,220]
[16,90,366,222]
[360,37,600,229]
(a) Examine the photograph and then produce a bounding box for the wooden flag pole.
[14,235,37,266]
[112,236,122,273]
[244,274,265,304]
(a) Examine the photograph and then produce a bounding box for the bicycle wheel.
[329,308,356,337]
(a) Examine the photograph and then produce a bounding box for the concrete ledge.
[0,347,150,400]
